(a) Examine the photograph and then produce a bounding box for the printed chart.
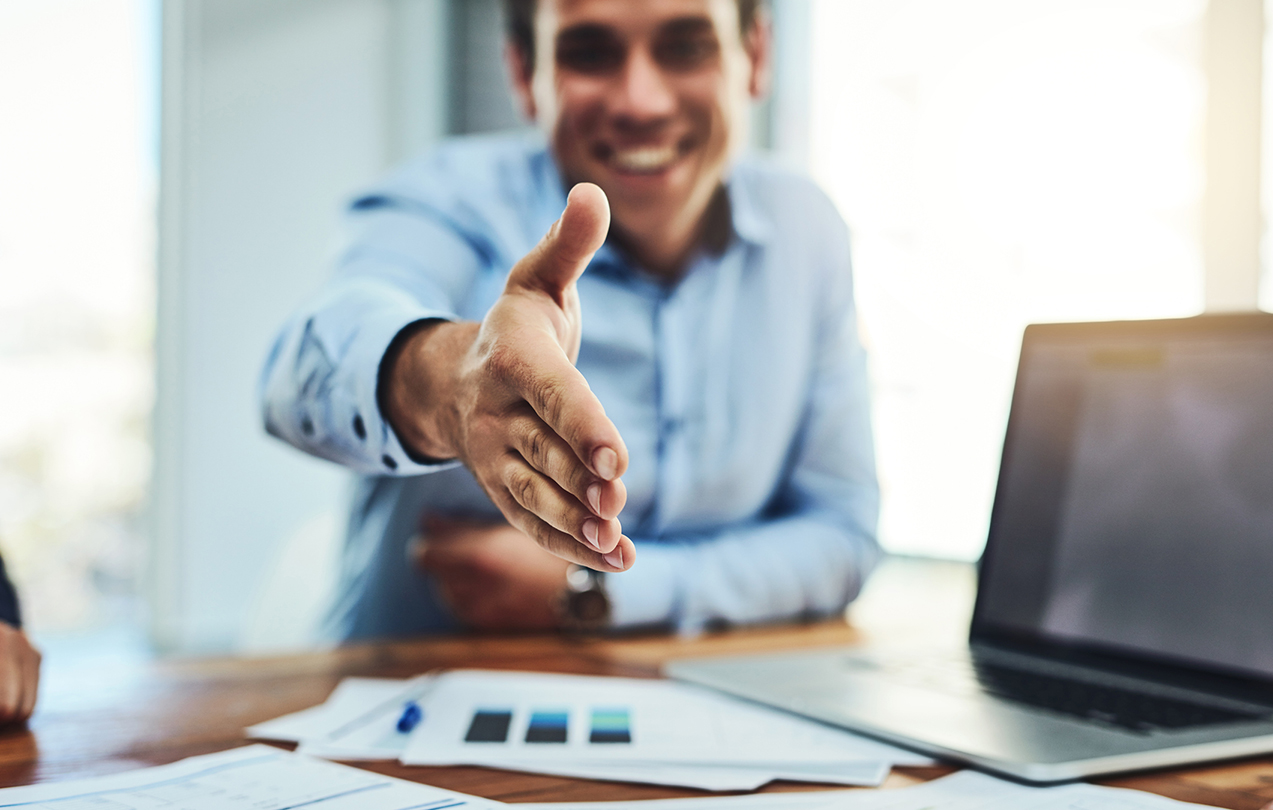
[401,670,933,768]
[463,707,633,744]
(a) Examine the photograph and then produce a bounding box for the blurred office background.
[0,0,1267,656]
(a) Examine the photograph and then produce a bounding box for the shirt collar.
[533,146,774,275]
[722,163,775,247]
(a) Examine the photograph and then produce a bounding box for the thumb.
[510,182,610,296]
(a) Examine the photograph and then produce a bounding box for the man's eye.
[556,41,625,74]
[653,35,719,70]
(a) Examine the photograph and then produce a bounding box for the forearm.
[379,319,480,462]
[264,183,632,571]
[607,511,882,630]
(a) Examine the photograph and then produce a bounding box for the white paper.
[247,670,920,791]
[289,674,887,790]
[520,770,1225,810]
[247,677,412,743]
[300,676,887,789]
[0,744,501,809]
[823,770,1223,809]
[489,760,780,791]
[520,789,850,810]
[491,759,888,791]
[299,675,438,761]
[402,670,930,769]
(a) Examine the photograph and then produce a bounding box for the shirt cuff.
[343,306,460,476]
[605,542,682,628]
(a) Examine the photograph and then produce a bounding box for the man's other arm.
[259,203,477,476]
[607,230,882,629]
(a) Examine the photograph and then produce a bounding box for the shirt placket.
[651,258,714,533]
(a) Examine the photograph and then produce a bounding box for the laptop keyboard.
[972,661,1264,732]
[865,653,1270,733]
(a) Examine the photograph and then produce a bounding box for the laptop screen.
[973,315,1273,682]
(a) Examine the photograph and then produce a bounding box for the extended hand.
[385,183,635,572]
[413,516,570,630]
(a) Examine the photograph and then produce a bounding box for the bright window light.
[809,0,1207,560]
[0,0,155,631]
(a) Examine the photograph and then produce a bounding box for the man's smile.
[592,137,695,176]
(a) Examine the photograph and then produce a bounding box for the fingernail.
[604,547,624,570]
[592,447,618,480]
[587,483,602,515]
[582,519,601,551]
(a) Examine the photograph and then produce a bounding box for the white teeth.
[611,146,678,172]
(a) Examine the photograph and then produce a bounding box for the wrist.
[381,319,477,461]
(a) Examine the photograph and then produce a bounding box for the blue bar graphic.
[589,707,631,743]
[525,709,569,743]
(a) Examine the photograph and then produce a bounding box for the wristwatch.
[559,564,611,632]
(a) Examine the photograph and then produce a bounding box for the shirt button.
[352,414,366,439]
[300,417,314,436]
[382,454,398,470]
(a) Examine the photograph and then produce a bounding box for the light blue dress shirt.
[260,131,880,640]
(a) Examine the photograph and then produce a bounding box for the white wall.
[154,0,448,653]
[1204,0,1263,311]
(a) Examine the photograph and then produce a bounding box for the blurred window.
[0,0,155,632]
[808,0,1208,560]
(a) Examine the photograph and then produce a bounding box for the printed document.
[520,770,1226,809]
[0,744,500,809]
[249,670,929,790]
[401,670,931,768]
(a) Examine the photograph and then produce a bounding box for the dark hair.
[503,0,763,77]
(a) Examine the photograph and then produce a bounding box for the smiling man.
[261,0,880,638]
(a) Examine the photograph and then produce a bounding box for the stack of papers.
[0,744,1227,810]
[400,670,935,789]
[248,669,934,790]
[247,677,417,745]
[250,675,436,761]
[0,744,500,809]
[524,768,1231,809]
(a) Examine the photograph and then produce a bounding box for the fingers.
[508,183,610,297]
[462,182,629,558]
[500,500,634,572]
[499,453,622,554]
[507,409,627,521]
[18,637,38,721]
[493,329,629,484]
[0,655,17,725]
[0,625,33,724]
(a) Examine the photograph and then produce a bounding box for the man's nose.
[611,48,677,123]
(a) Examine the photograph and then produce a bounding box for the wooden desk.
[7,559,1273,808]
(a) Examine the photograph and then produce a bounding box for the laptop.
[668,313,1273,783]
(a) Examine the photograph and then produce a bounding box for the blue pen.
[396,700,423,733]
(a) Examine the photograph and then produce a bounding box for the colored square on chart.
[525,709,569,743]
[589,707,631,743]
[464,709,513,743]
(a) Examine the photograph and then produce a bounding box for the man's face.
[514,0,767,242]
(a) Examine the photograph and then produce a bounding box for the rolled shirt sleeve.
[259,205,492,476]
